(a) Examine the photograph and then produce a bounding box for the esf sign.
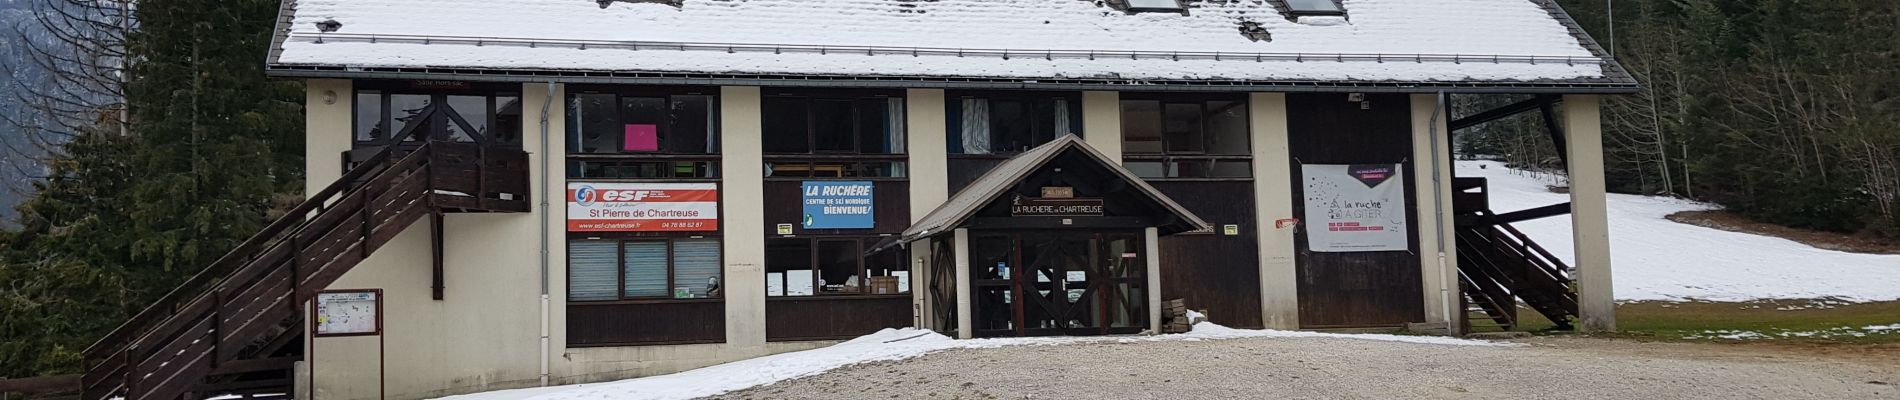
[802,181,874,229]
[567,182,719,232]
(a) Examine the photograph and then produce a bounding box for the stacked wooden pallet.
[1162,299,1193,334]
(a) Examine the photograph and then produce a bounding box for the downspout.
[1427,91,1457,335]
[538,81,556,386]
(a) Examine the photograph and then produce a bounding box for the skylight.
[1285,0,1344,14]
[1125,0,1184,12]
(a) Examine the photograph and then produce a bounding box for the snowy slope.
[1463,160,1900,302]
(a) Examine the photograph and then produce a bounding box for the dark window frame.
[1279,0,1347,17]
[352,89,523,149]
[946,90,1086,157]
[567,235,726,303]
[761,90,907,157]
[1120,94,1254,181]
[565,86,722,179]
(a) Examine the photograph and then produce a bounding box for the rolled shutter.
[568,240,619,301]
[672,238,723,298]
[623,241,670,297]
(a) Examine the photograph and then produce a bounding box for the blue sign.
[802,181,875,229]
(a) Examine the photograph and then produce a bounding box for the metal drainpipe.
[1427,91,1458,336]
[538,81,556,386]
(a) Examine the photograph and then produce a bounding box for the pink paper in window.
[624,124,659,152]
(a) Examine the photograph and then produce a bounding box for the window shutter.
[568,241,619,301]
[672,239,723,298]
[623,241,670,298]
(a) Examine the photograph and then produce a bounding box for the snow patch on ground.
[1681,325,1900,341]
[438,324,1503,400]
[1465,160,1900,302]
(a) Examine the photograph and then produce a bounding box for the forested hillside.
[1464,1,1899,238]
[0,0,301,378]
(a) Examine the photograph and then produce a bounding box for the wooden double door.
[970,230,1149,337]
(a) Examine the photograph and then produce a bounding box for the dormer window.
[1284,0,1344,15]
[1124,0,1184,12]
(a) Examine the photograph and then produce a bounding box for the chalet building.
[76,0,1637,399]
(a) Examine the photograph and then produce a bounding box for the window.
[1121,98,1252,179]
[766,237,910,296]
[1284,0,1344,14]
[566,92,718,155]
[949,93,1081,155]
[568,237,723,301]
[1125,0,1183,12]
[762,94,905,155]
[566,90,720,179]
[354,90,522,148]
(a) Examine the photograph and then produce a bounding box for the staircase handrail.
[1494,222,1572,283]
[81,143,413,364]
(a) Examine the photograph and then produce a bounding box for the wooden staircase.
[1451,178,1579,332]
[79,141,530,400]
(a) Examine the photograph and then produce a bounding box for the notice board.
[314,290,381,337]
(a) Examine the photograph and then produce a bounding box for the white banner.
[1302,164,1409,252]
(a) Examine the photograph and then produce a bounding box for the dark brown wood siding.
[1150,181,1264,329]
[568,300,725,346]
[1285,92,1425,329]
[765,296,914,341]
[762,180,911,235]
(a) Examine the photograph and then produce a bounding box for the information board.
[314,290,381,336]
[1301,164,1409,252]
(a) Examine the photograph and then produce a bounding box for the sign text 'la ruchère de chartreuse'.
[567,182,719,232]
[802,181,875,229]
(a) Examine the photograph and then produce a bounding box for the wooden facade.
[1284,93,1425,329]
[1150,181,1265,329]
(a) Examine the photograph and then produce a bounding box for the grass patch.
[1507,299,1900,344]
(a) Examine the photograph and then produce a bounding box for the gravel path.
[710,337,1900,399]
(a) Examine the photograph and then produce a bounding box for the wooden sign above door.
[1011,196,1104,217]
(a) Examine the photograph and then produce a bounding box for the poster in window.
[1301,164,1409,252]
[801,181,875,229]
[567,182,719,232]
[624,124,659,152]
[314,290,380,336]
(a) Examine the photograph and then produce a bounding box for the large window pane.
[763,97,810,153]
[571,94,619,154]
[673,239,723,298]
[1206,100,1249,155]
[623,241,670,298]
[857,98,893,154]
[989,99,1031,153]
[865,240,909,294]
[355,91,384,143]
[669,95,715,154]
[568,241,619,301]
[390,94,433,142]
[445,95,488,143]
[1121,100,1163,154]
[620,97,666,152]
[766,238,814,296]
[494,96,523,146]
[816,240,860,294]
[812,100,855,153]
[1163,103,1205,153]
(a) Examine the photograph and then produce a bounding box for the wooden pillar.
[953,229,973,339]
[1249,93,1300,330]
[721,86,769,346]
[1144,227,1163,334]
[1563,95,1616,332]
[1082,91,1123,162]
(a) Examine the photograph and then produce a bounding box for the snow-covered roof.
[266,0,1636,92]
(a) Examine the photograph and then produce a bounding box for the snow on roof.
[269,0,1629,87]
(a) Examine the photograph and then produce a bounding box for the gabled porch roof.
[901,136,1211,243]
